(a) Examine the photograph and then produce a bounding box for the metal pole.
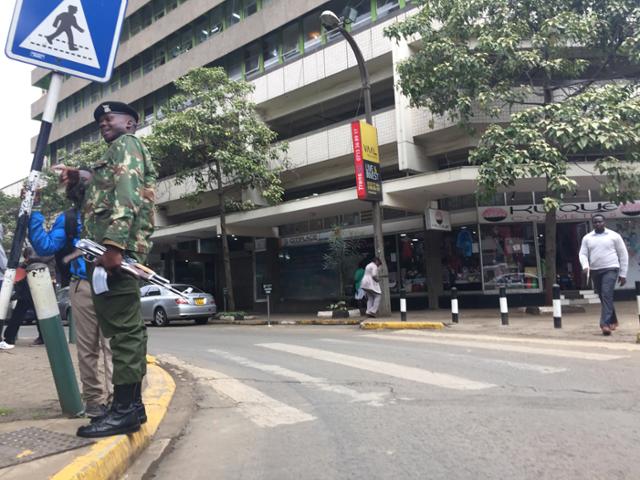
[0,73,63,321]
[451,287,459,323]
[499,286,509,326]
[635,281,640,343]
[552,283,562,329]
[67,309,76,344]
[400,287,407,321]
[267,293,271,327]
[339,26,390,318]
[27,263,83,417]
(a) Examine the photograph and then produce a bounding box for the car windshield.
[172,284,204,294]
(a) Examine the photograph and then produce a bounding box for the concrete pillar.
[424,229,444,309]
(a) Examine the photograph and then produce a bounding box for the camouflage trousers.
[91,270,147,385]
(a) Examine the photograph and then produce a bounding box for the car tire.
[194,318,209,325]
[152,308,170,327]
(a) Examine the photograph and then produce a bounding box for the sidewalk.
[1,302,637,479]
[0,338,175,480]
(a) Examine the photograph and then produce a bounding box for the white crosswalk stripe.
[158,354,315,428]
[257,343,497,391]
[319,339,567,374]
[366,332,628,361]
[208,349,390,406]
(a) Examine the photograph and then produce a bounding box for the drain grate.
[0,427,93,468]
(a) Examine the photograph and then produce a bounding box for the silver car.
[140,284,217,327]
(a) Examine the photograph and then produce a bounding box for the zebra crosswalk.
[159,331,634,429]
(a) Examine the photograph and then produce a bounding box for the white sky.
[0,1,43,189]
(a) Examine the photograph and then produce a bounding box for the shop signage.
[425,208,452,231]
[351,120,382,202]
[263,284,272,295]
[478,202,640,223]
[280,231,332,247]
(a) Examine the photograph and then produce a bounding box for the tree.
[386,0,640,302]
[147,67,288,311]
[0,192,21,251]
[322,226,362,302]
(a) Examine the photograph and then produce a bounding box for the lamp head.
[320,10,341,29]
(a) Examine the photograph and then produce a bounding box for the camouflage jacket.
[83,134,157,262]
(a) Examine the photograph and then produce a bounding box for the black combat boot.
[134,381,147,424]
[77,383,141,438]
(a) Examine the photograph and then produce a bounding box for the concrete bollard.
[553,283,562,329]
[400,287,407,322]
[27,263,83,417]
[635,282,640,343]
[451,287,459,323]
[499,286,509,326]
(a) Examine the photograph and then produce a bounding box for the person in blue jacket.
[28,188,113,418]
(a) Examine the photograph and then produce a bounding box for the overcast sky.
[1,1,45,190]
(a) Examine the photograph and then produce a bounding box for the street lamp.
[320,10,391,317]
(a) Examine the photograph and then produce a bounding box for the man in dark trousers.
[579,214,629,336]
[55,101,156,437]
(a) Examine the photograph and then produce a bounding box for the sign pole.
[0,72,63,321]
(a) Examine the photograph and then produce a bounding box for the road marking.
[390,330,640,352]
[367,333,627,361]
[319,339,567,374]
[159,354,315,428]
[257,343,496,391]
[208,349,389,406]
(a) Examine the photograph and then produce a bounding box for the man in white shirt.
[579,214,629,335]
[360,257,382,317]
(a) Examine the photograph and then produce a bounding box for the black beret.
[93,101,139,123]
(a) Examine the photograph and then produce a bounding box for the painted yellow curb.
[360,321,445,330]
[51,360,175,480]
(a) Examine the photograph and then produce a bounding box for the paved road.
[146,325,640,480]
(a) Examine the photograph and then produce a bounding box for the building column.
[424,230,444,310]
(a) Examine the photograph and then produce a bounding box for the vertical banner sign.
[351,120,382,201]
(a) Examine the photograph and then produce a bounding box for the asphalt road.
[145,324,640,480]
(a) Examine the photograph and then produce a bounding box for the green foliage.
[0,192,21,250]
[326,300,349,312]
[146,67,288,204]
[386,0,640,127]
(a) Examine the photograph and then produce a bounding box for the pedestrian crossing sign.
[5,0,128,82]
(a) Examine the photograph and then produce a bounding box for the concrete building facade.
[28,0,634,313]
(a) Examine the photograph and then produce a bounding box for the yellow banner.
[359,120,379,164]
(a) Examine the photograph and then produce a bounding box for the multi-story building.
[28,0,639,312]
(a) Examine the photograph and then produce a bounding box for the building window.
[244,41,261,77]
[302,12,322,52]
[282,22,301,61]
[244,0,258,17]
[262,32,280,70]
[442,226,482,291]
[376,0,399,18]
[226,0,242,26]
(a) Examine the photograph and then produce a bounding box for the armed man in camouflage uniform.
[56,101,156,438]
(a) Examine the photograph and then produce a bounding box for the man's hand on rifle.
[96,244,123,274]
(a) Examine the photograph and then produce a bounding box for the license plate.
[195,298,205,305]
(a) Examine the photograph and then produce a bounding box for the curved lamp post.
[320,10,391,317]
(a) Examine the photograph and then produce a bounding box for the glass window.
[282,22,301,61]
[262,32,279,70]
[152,0,165,21]
[167,32,181,58]
[244,0,258,17]
[442,226,482,291]
[210,6,224,35]
[130,57,142,81]
[353,0,372,27]
[154,44,166,67]
[279,244,340,299]
[398,233,426,293]
[194,14,210,45]
[481,223,538,290]
[227,51,243,80]
[129,12,142,36]
[119,64,130,87]
[244,42,261,77]
[226,0,242,25]
[506,192,534,205]
[142,49,154,74]
[140,4,152,29]
[255,251,267,301]
[302,13,322,52]
[376,0,399,18]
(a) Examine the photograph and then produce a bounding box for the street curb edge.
[360,321,445,330]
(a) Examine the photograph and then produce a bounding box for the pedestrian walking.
[28,181,113,418]
[579,214,629,336]
[0,224,6,291]
[55,101,156,437]
[360,257,382,318]
[354,259,366,315]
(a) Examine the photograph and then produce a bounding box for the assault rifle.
[70,239,188,298]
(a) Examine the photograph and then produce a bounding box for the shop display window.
[481,223,538,290]
[398,234,426,293]
[442,226,482,291]
[279,244,340,299]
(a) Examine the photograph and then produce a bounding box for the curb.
[51,355,176,480]
[209,319,364,326]
[360,321,445,330]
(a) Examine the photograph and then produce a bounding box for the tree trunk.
[216,162,235,312]
[544,205,557,305]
